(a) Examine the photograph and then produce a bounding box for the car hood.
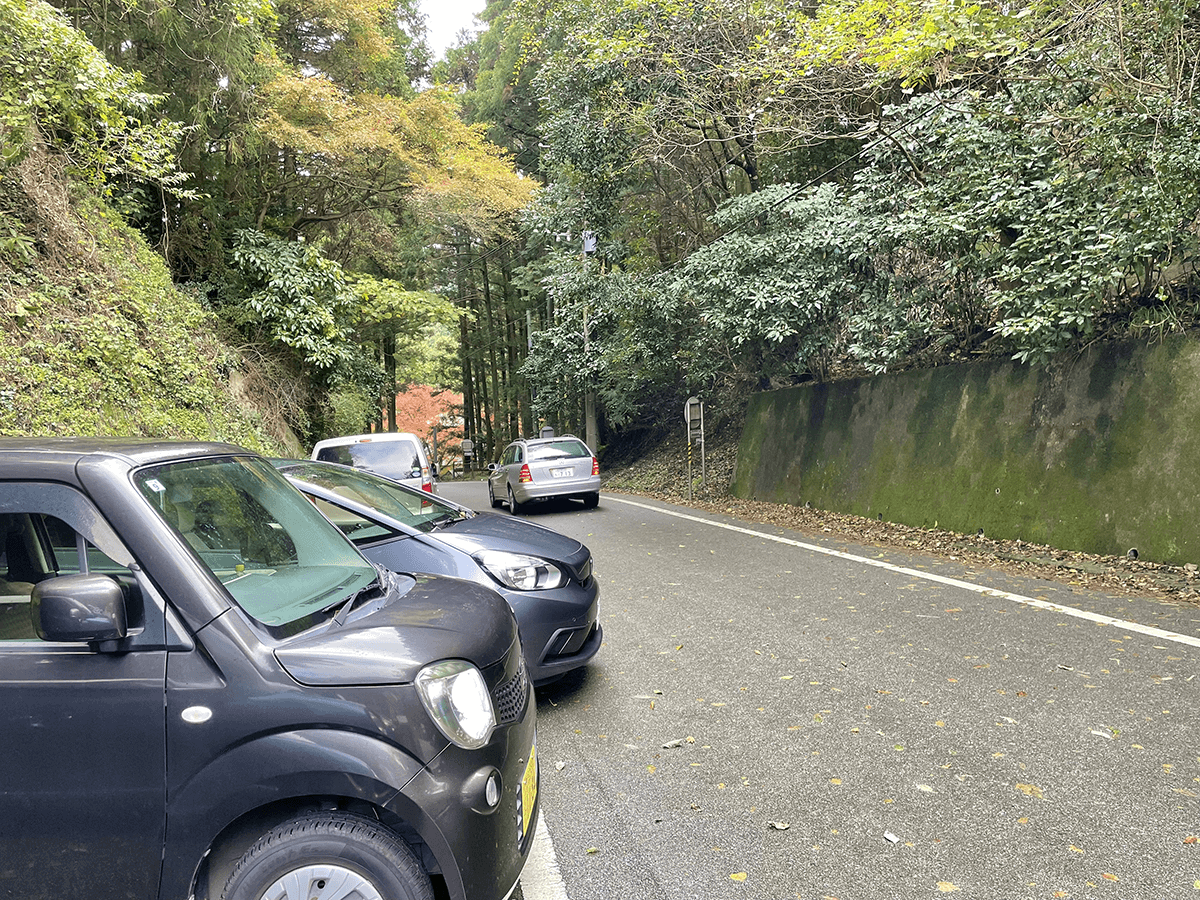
[275,573,517,686]
[433,513,588,566]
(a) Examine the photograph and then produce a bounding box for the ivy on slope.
[0,188,276,449]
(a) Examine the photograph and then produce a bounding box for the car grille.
[493,656,529,725]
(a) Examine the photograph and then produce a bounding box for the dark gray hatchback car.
[0,438,538,900]
[274,459,602,686]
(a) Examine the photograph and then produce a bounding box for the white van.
[311,432,434,492]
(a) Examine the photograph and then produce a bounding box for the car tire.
[582,492,599,509]
[220,812,433,900]
[507,486,523,514]
[488,481,502,509]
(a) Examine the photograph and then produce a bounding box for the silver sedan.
[488,435,601,512]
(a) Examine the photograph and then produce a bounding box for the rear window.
[528,440,590,462]
[317,440,423,481]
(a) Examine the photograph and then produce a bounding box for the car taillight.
[591,457,599,476]
[519,464,532,483]
[422,482,433,493]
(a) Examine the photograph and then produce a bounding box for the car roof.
[313,432,422,447]
[512,434,585,447]
[0,437,253,480]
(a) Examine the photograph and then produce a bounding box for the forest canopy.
[4,0,1200,457]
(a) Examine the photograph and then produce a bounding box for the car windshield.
[279,462,469,535]
[527,439,590,462]
[316,440,422,481]
[135,456,378,628]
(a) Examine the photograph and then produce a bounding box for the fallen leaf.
[586,847,599,854]
[730,872,747,882]
[1015,783,1044,799]
[1175,788,1199,798]
[662,739,684,749]
[768,822,791,831]
[1069,845,1084,854]
[647,765,656,774]
[830,777,842,785]
[916,783,934,793]
[1185,835,1199,844]
[1102,873,1120,882]
[555,761,567,772]
[937,883,960,893]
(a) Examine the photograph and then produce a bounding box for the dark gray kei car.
[273,459,602,686]
[0,439,538,900]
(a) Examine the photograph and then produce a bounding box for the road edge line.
[609,496,1200,650]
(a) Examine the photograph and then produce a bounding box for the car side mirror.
[486,463,497,471]
[32,573,128,648]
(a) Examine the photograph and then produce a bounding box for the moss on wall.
[733,338,1200,564]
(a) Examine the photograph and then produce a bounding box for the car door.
[490,445,513,496]
[0,484,168,899]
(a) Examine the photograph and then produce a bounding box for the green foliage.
[229,230,355,371]
[0,0,188,189]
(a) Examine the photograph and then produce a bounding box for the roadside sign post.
[684,396,705,500]
[461,438,474,472]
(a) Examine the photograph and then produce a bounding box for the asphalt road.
[437,481,1200,900]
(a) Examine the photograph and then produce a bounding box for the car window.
[307,497,398,544]
[0,512,134,642]
[136,457,378,630]
[337,440,423,481]
[281,463,468,536]
[528,440,590,461]
[315,445,354,466]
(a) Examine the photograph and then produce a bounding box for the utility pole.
[584,304,598,451]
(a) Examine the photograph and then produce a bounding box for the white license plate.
[551,467,574,478]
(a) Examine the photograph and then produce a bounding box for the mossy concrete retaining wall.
[732,337,1200,565]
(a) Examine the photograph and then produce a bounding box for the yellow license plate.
[520,741,538,838]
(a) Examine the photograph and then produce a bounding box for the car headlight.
[474,550,565,590]
[416,660,496,749]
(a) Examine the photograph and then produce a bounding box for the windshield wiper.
[427,512,461,531]
[328,579,382,627]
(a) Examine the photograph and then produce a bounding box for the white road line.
[609,496,1200,650]
[520,813,570,900]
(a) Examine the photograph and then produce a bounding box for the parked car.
[274,459,602,686]
[488,435,601,512]
[312,431,434,492]
[0,438,537,900]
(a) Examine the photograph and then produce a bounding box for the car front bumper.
[389,684,538,900]
[504,579,601,685]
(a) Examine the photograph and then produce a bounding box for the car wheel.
[488,481,502,509]
[220,812,433,900]
[582,492,599,509]
[507,485,523,514]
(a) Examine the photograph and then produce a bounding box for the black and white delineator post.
[684,396,705,500]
